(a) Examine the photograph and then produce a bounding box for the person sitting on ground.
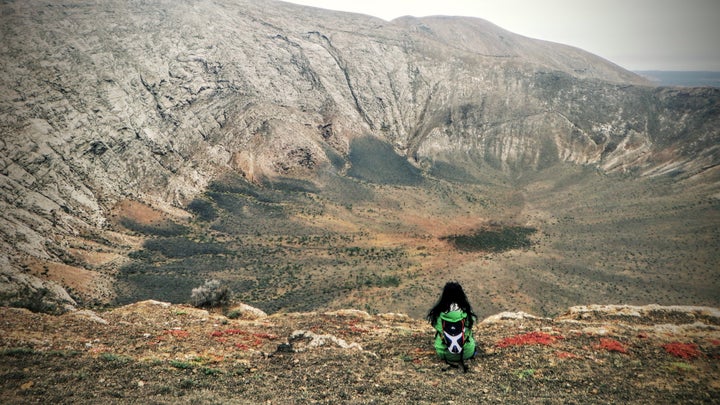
[427,281,478,371]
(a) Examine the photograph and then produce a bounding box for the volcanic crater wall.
[1,0,719,311]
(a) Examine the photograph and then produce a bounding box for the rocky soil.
[1,302,719,404]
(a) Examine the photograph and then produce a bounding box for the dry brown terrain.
[1,301,719,404]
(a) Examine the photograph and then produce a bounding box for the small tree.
[190,279,230,308]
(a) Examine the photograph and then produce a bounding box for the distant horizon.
[283,0,720,72]
[633,69,720,73]
[632,70,720,87]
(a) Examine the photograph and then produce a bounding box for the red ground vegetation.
[496,331,563,348]
[164,329,190,338]
[555,351,581,359]
[595,338,628,354]
[662,342,701,359]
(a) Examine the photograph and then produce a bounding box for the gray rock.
[0,0,717,312]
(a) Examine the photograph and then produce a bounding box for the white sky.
[282,0,720,71]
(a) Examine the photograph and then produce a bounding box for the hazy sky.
[283,0,720,71]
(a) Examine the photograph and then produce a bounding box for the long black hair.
[426,281,477,329]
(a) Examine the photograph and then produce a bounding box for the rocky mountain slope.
[1,302,719,403]
[1,0,719,315]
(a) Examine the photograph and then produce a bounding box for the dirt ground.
[1,302,719,404]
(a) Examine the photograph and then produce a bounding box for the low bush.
[8,286,62,314]
[1,347,36,356]
[170,360,193,370]
[100,352,131,364]
[190,279,231,308]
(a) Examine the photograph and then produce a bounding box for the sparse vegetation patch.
[442,225,536,252]
[119,218,189,237]
[143,237,229,258]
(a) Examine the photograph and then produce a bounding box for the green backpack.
[433,310,476,371]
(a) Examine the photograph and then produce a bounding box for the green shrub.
[1,347,35,356]
[200,367,222,376]
[170,360,193,370]
[378,275,400,287]
[100,352,131,364]
[178,378,197,389]
[9,286,61,314]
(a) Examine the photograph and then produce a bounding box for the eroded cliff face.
[1,0,718,311]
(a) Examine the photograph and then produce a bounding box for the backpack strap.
[441,317,466,354]
[438,311,470,373]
